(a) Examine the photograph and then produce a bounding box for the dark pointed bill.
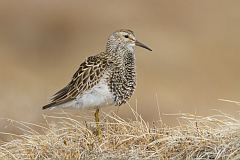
[135,40,152,51]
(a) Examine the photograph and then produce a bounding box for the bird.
[42,29,152,135]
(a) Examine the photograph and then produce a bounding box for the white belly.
[73,79,114,109]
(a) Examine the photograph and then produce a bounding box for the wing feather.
[42,54,108,109]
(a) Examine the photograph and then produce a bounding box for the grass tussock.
[0,108,240,160]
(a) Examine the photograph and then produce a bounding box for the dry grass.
[0,107,240,160]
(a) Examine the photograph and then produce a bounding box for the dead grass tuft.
[0,108,240,159]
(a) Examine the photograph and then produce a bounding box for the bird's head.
[106,29,152,54]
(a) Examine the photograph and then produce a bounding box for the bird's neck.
[106,43,135,64]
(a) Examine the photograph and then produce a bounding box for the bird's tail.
[42,100,74,110]
[42,102,56,110]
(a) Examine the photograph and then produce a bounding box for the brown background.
[0,1,240,134]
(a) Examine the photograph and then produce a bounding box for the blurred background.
[1,0,240,135]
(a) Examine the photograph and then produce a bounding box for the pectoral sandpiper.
[42,29,152,135]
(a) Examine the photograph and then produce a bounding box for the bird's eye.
[124,35,129,38]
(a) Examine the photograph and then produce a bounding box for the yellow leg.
[94,108,101,136]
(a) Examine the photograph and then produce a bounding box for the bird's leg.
[94,108,101,136]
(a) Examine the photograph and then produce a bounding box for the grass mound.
[0,108,240,159]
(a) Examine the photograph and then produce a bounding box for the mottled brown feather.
[43,54,109,109]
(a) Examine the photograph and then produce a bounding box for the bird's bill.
[135,40,152,51]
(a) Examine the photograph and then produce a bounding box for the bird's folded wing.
[50,54,108,106]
